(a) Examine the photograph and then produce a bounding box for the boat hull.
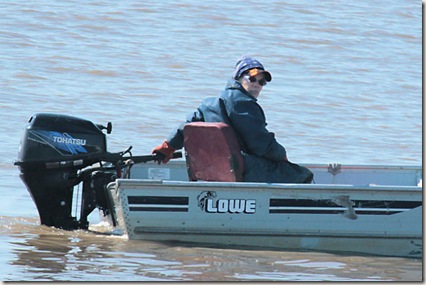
[111,174,422,258]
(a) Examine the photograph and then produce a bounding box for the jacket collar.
[225,79,257,101]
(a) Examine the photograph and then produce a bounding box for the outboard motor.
[14,113,117,230]
[15,113,181,230]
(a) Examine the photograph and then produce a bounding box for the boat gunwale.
[113,178,422,193]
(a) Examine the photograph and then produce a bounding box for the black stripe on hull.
[128,196,188,205]
[269,199,422,215]
[129,207,188,212]
[128,196,189,212]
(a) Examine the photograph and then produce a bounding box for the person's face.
[241,72,267,98]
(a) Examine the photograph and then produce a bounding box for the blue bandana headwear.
[233,56,272,82]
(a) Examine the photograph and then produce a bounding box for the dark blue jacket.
[166,79,313,183]
[167,79,287,161]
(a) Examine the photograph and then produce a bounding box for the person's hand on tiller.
[151,141,176,164]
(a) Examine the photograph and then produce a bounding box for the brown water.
[2,217,422,281]
[1,0,422,281]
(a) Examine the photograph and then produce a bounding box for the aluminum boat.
[15,113,422,258]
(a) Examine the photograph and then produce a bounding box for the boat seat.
[183,122,244,182]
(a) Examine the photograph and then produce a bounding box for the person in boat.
[152,56,314,183]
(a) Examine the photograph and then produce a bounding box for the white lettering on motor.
[205,199,256,214]
[53,136,86,146]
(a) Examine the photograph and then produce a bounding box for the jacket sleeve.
[229,100,287,161]
[166,107,204,150]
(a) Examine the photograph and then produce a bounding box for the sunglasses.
[245,75,267,86]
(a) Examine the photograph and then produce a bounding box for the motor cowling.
[16,113,107,166]
[15,113,112,229]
